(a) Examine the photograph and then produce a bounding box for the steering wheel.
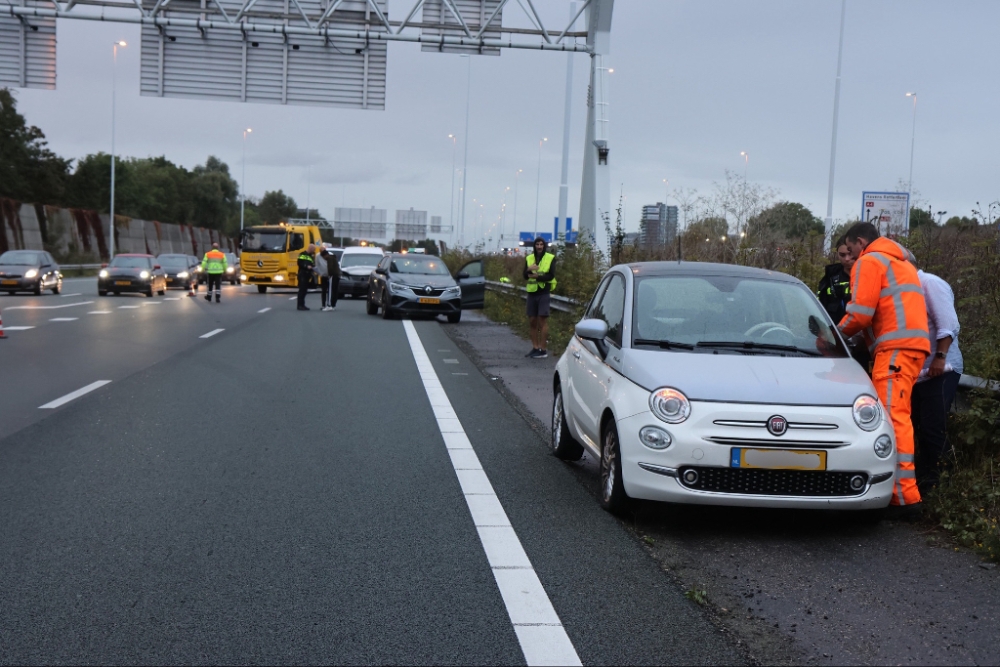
[744,321,794,338]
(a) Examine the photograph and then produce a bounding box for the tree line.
[0,88,313,235]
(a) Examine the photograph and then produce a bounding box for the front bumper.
[0,278,41,292]
[165,274,196,288]
[339,276,370,296]
[616,405,896,510]
[386,292,461,315]
[99,277,152,293]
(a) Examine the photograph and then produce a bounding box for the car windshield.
[110,257,152,269]
[0,251,42,266]
[158,256,189,268]
[242,231,287,252]
[390,256,449,276]
[632,274,848,357]
[341,253,382,268]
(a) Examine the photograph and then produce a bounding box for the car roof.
[623,261,801,284]
[115,254,154,257]
[342,247,384,253]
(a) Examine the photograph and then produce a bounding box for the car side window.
[460,260,483,278]
[586,276,613,320]
[379,256,391,271]
[593,274,626,347]
[289,233,304,252]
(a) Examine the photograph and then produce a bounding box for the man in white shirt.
[910,265,963,494]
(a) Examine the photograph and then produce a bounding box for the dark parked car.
[98,254,167,297]
[366,254,485,322]
[157,253,200,291]
[224,253,240,285]
[0,250,62,295]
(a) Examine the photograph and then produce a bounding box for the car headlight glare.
[639,426,672,450]
[853,395,882,431]
[177,271,189,279]
[240,274,247,281]
[649,387,691,424]
[139,270,150,279]
[874,434,893,459]
[226,267,234,273]
[24,269,38,279]
[443,286,461,296]
[99,269,108,278]
[275,275,284,281]
[389,282,411,294]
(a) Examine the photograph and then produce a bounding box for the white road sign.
[861,191,910,236]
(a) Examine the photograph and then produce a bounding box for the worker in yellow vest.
[524,237,557,359]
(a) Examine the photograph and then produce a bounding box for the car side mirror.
[375,267,387,275]
[575,318,608,341]
[455,272,470,280]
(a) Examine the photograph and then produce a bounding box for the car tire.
[366,296,379,315]
[381,295,395,320]
[145,286,154,297]
[51,281,61,295]
[551,386,584,461]
[158,287,166,296]
[446,311,462,323]
[33,282,42,296]
[113,291,120,296]
[99,290,108,296]
[599,420,630,515]
[257,285,267,294]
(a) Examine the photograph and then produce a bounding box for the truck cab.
[239,223,323,293]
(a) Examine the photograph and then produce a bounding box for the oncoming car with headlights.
[551,262,896,514]
[98,254,167,297]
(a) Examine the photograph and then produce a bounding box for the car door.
[374,255,391,300]
[565,275,611,443]
[456,259,485,309]
[572,273,627,444]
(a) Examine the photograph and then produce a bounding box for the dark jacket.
[323,251,340,278]
[817,262,851,324]
[523,251,556,292]
[297,251,315,276]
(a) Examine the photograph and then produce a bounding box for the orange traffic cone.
[0,308,6,339]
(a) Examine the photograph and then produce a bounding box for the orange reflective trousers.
[871,348,928,506]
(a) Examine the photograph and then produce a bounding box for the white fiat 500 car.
[552,262,896,514]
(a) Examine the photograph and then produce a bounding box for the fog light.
[274,275,284,281]
[682,469,699,485]
[849,474,866,491]
[240,274,247,281]
[639,426,672,450]
[873,434,893,459]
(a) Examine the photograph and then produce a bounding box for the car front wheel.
[551,387,584,461]
[366,295,379,315]
[51,280,61,295]
[599,420,630,514]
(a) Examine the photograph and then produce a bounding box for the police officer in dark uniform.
[817,235,854,323]
[297,243,316,311]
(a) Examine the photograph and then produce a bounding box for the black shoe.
[525,348,539,358]
[204,295,211,302]
[529,349,548,359]
[215,297,221,303]
[297,306,310,311]
[882,503,923,523]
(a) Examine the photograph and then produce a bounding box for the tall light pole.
[448,134,457,241]
[459,55,472,246]
[557,1,578,241]
[534,137,548,237]
[824,0,847,252]
[109,40,126,259]
[740,151,749,233]
[240,128,252,232]
[906,92,918,225]
[512,169,523,245]
[500,186,510,248]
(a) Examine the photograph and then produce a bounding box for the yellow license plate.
[418,297,440,304]
[731,448,827,471]
[1,280,17,285]
[115,281,131,286]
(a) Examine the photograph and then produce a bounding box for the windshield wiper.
[695,341,821,356]
[633,338,695,350]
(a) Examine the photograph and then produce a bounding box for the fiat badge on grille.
[767,415,788,436]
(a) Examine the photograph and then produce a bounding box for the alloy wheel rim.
[602,431,616,501]
[552,393,563,450]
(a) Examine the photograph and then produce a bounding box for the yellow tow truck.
[239,223,324,293]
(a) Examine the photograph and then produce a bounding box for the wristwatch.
[935,351,946,359]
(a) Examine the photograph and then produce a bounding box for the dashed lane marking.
[200,329,224,339]
[88,311,112,314]
[49,317,78,322]
[39,380,111,409]
[5,301,94,311]
[59,293,82,298]
[258,307,271,313]
[141,302,161,306]
[118,305,140,309]
[444,359,460,364]
[164,297,181,301]
[1,326,34,331]
[402,320,582,667]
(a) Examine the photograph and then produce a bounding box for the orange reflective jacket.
[838,237,930,355]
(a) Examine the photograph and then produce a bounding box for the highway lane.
[0,297,742,665]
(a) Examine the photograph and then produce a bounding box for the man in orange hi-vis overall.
[839,223,930,512]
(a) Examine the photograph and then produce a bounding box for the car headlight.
[874,433,893,459]
[853,395,882,431]
[226,267,234,273]
[99,269,109,278]
[24,269,38,279]
[389,282,411,295]
[649,387,691,424]
[240,274,247,281]
[443,286,461,297]
[177,271,189,279]
[639,426,672,450]
[274,275,284,281]
[139,271,150,279]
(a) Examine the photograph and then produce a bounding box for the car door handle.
[572,351,581,359]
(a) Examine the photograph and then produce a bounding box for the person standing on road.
[908,258,963,495]
[838,223,930,514]
[315,247,329,312]
[322,247,340,312]
[297,243,316,311]
[201,243,227,304]
[524,237,557,359]
[818,236,854,323]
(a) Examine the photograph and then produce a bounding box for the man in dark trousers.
[296,243,315,311]
[321,247,341,312]
[523,237,557,359]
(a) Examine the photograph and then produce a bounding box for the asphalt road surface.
[0,283,744,665]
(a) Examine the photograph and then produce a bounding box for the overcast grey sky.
[12,0,1000,241]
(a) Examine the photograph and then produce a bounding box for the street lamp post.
[459,55,472,246]
[512,169,522,245]
[109,40,126,259]
[823,0,847,253]
[534,137,548,238]
[739,151,749,234]
[906,92,918,222]
[500,186,510,248]
[448,134,457,242]
[240,128,252,232]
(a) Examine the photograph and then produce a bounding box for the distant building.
[430,216,443,234]
[639,203,678,247]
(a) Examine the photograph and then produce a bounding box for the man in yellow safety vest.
[523,237,557,359]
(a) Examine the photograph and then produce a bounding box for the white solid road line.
[49,317,78,322]
[164,297,180,301]
[258,307,271,313]
[402,321,581,667]
[118,305,140,309]
[289,296,296,300]
[39,380,112,409]
[5,301,94,311]
[1,326,35,331]
[59,293,82,298]
[88,311,112,314]
[200,329,224,339]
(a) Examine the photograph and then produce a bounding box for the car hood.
[388,273,456,288]
[106,267,149,275]
[0,264,39,272]
[344,267,377,276]
[621,348,875,406]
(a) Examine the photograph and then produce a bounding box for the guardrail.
[60,264,103,270]
[485,280,580,314]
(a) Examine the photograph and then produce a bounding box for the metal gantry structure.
[1,0,614,248]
